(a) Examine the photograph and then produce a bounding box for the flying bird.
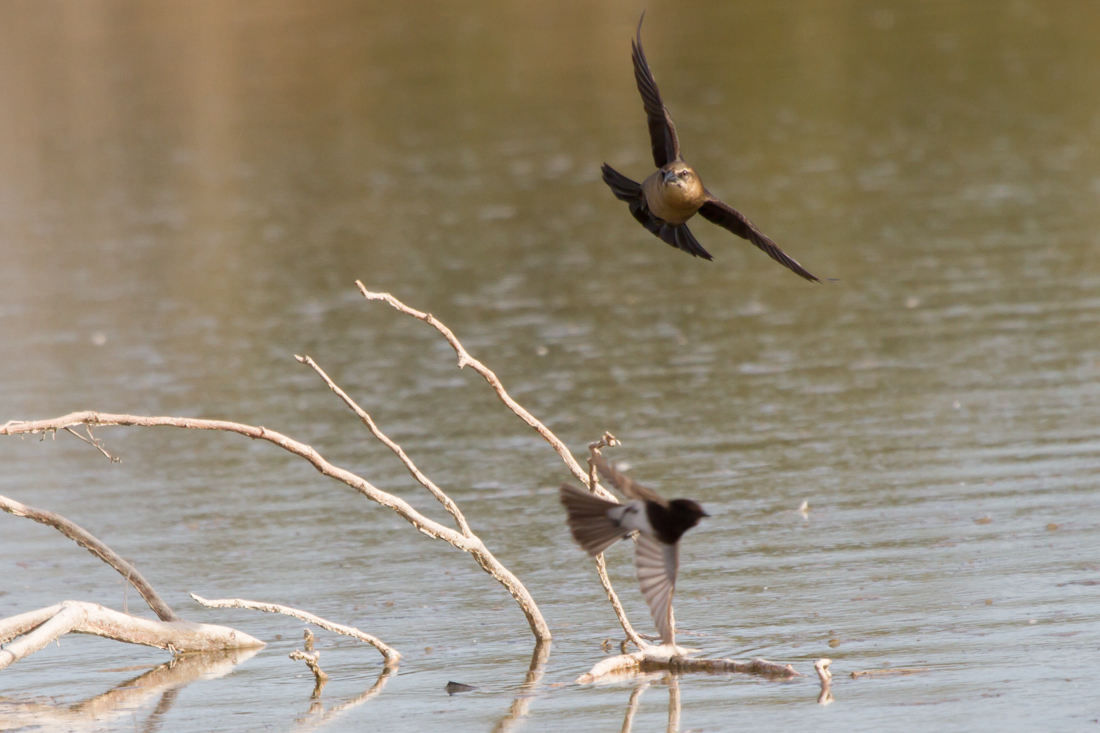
[559,454,708,645]
[601,14,821,282]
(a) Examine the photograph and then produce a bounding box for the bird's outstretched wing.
[698,195,820,282]
[632,13,680,168]
[635,533,679,645]
[592,454,668,506]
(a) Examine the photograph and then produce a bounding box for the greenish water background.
[1,1,1098,730]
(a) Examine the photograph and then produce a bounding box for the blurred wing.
[635,534,679,645]
[698,196,821,282]
[559,484,628,556]
[632,14,680,168]
[592,453,668,506]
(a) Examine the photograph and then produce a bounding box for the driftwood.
[576,643,802,684]
[0,285,656,651]
[0,494,263,671]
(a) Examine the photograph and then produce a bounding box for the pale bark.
[358,283,616,501]
[577,645,801,684]
[0,601,263,671]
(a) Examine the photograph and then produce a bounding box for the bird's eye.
[680,170,692,179]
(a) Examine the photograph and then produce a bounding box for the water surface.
[1,1,1099,731]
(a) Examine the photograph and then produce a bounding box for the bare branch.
[290,630,329,698]
[593,554,648,650]
[0,411,550,641]
[815,658,834,705]
[296,354,472,537]
[585,436,648,650]
[358,284,617,501]
[190,594,401,667]
[0,493,178,622]
[62,425,119,462]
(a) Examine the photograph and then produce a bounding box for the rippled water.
[2,1,1099,731]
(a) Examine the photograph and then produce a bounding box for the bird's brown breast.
[642,169,707,224]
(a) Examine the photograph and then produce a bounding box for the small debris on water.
[828,638,840,648]
[1046,523,1059,531]
[446,681,477,695]
[974,516,992,525]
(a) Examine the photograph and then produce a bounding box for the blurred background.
[1,1,1098,731]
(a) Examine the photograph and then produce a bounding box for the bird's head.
[668,498,709,533]
[661,163,699,189]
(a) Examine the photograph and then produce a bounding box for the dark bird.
[601,14,821,282]
[559,454,708,645]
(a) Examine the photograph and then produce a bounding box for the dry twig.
[358,283,616,502]
[191,594,400,667]
[290,629,329,698]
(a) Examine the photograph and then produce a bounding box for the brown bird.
[560,454,708,645]
[601,14,821,282]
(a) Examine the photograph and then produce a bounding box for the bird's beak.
[701,510,711,518]
[663,170,680,185]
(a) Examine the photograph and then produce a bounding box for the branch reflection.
[492,639,551,733]
[0,647,260,732]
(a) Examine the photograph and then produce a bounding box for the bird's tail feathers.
[560,484,629,556]
[659,223,713,260]
[600,164,643,202]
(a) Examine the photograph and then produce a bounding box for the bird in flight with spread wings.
[601,13,822,282]
[559,454,708,646]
